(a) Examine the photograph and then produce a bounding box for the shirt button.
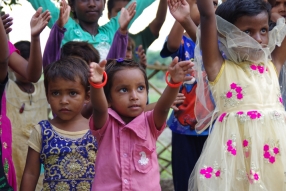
[124,179,129,184]
[123,153,128,157]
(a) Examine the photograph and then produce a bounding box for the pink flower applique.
[200,162,222,180]
[263,141,280,164]
[226,134,237,156]
[223,83,245,107]
[237,111,244,115]
[219,113,227,122]
[279,97,283,104]
[246,111,261,120]
[243,138,251,158]
[250,63,267,75]
[249,169,260,184]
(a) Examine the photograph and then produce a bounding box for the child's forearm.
[167,21,185,52]
[179,16,197,42]
[20,173,39,191]
[0,18,9,83]
[149,0,168,36]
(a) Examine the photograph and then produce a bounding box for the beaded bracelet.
[165,71,182,88]
[89,71,108,88]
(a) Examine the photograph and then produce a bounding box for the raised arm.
[8,8,50,82]
[153,57,193,129]
[106,3,136,59]
[43,0,70,68]
[89,60,109,130]
[0,15,9,83]
[149,0,168,37]
[197,0,223,81]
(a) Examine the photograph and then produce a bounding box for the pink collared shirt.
[89,108,166,191]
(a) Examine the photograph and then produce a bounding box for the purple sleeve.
[43,24,66,69]
[106,30,128,59]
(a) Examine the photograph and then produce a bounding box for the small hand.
[119,2,136,34]
[1,14,13,34]
[89,60,107,84]
[30,7,51,37]
[171,93,185,111]
[137,45,147,69]
[57,0,71,29]
[167,0,191,23]
[168,56,194,83]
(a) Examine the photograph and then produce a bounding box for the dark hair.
[44,56,90,94]
[215,0,271,25]
[104,59,149,101]
[61,41,100,63]
[14,41,30,60]
[107,0,130,14]
[69,0,106,19]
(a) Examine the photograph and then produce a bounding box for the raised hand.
[89,60,107,84]
[1,14,13,34]
[30,7,51,37]
[168,56,194,83]
[168,0,191,23]
[119,2,136,34]
[171,93,185,111]
[57,0,71,28]
[137,45,147,69]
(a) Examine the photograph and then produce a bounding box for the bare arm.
[153,57,193,129]
[9,8,51,82]
[0,16,9,83]
[89,61,109,130]
[167,21,185,53]
[196,0,223,81]
[20,147,41,191]
[149,0,167,37]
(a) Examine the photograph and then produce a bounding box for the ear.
[85,90,91,103]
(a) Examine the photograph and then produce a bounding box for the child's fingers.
[42,12,51,22]
[171,105,179,111]
[130,10,136,19]
[41,10,51,20]
[184,75,193,81]
[127,2,136,12]
[169,56,179,68]
[34,7,43,18]
[98,60,107,68]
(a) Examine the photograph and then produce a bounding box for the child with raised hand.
[43,0,136,67]
[0,7,50,191]
[160,0,217,190]
[186,0,286,190]
[88,57,193,190]
[20,56,98,191]
[28,0,156,60]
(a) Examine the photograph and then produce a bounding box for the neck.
[79,21,99,36]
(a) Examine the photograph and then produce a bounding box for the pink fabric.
[89,108,165,191]
[1,92,17,190]
[8,41,20,56]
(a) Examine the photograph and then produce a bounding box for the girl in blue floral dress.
[20,57,97,191]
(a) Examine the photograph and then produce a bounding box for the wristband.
[89,71,108,88]
[165,71,182,88]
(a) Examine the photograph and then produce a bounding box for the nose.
[252,33,262,44]
[60,95,69,104]
[130,90,139,101]
[88,0,96,7]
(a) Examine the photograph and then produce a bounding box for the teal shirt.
[28,0,156,60]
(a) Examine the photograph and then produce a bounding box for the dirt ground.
[161,179,174,191]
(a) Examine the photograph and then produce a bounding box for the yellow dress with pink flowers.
[189,58,286,191]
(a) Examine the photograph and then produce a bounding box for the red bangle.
[89,71,108,88]
[165,71,182,88]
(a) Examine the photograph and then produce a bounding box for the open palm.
[30,7,51,37]
[168,0,190,23]
[119,2,136,31]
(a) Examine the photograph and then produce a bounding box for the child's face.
[73,0,104,23]
[234,12,269,47]
[188,0,218,26]
[108,0,129,19]
[47,77,89,121]
[108,68,147,123]
[125,41,133,59]
[271,0,286,18]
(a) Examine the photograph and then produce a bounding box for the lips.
[59,108,71,112]
[128,104,140,108]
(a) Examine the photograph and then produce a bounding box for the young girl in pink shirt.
[89,58,193,190]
